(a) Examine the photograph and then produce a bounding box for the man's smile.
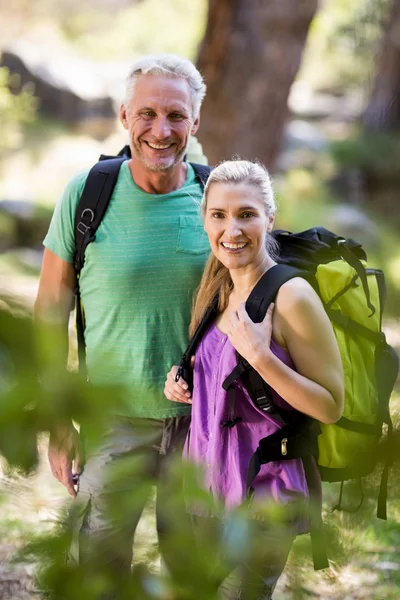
[145,141,174,150]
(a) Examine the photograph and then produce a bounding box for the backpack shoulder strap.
[222,264,308,392]
[221,264,311,421]
[245,264,309,322]
[74,156,127,273]
[175,296,219,390]
[189,163,213,189]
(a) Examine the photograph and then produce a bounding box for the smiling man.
[35,55,210,580]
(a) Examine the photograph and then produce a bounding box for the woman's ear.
[267,214,275,233]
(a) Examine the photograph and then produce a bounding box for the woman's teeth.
[221,242,247,249]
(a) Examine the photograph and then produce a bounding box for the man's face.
[120,74,200,173]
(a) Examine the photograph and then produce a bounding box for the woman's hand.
[227,302,274,366]
[164,359,194,404]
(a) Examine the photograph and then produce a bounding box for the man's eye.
[212,212,225,219]
[142,111,155,118]
[170,113,184,120]
[241,212,255,218]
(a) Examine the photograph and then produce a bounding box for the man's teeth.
[222,242,247,249]
[148,142,172,149]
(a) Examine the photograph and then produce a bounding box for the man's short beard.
[142,156,181,172]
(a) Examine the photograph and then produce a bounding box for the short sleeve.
[43,170,89,263]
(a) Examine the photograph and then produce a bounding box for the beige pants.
[67,416,190,572]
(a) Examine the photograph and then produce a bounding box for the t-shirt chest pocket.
[176,216,210,255]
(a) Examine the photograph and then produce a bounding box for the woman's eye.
[241,212,255,218]
[212,212,224,219]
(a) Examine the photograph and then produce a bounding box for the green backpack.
[178,227,399,520]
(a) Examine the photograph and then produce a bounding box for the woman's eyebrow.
[207,205,257,211]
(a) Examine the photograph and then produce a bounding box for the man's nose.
[152,116,172,140]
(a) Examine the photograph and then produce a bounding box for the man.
[35,54,209,572]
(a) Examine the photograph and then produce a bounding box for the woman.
[164,160,344,599]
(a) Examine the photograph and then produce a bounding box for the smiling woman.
[164,159,344,599]
[204,181,275,272]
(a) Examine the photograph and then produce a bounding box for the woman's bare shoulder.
[275,276,321,313]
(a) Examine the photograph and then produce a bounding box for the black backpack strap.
[377,419,393,520]
[221,265,309,419]
[175,296,219,392]
[336,240,375,316]
[245,264,309,321]
[302,455,330,570]
[189,163,212,189]
[246,420,328,570]
[246,419,321,492]
[74,156,127,273]
[74,151,128,375]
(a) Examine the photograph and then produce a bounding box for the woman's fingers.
[164,369,192,403]
[236,302,250,321]
[263,302,275,322]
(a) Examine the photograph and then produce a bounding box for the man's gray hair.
[125,54,206,119]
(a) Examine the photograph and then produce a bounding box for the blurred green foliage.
[331,133,400,181]
[300,0,391,90]
[0,66,37,158]
[0,300,399,598]
[1,1,400,595]
[67,0,207,61]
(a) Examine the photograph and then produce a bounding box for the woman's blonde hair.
[189,159,278,336]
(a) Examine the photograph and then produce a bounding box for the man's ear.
[191,114,200,136]
[120,104,129,130]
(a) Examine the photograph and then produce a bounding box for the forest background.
[0,0,400,598]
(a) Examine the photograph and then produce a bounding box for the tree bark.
[196,0,318,170]
[363,0,400,132]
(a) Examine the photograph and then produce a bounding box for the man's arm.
[35,248,76,361]
[35,249,82,497]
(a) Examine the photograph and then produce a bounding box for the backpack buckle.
[77,208,95,235]
[77,221,90,235]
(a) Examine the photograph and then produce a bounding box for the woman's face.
[204,182,274,273]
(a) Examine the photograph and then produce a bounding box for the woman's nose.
[225,219,242,237]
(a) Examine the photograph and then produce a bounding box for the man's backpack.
[176,226,399,568]
[72,145,212,372]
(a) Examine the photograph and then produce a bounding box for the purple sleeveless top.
[184,322,312,516]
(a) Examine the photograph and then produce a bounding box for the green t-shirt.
[44,161,209,417]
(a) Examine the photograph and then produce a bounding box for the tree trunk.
[196,0,318,170]
[363,0,400,131]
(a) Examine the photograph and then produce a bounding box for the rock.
[0,200,35,219]
[1,42,116,129]
[0,200,51,249]
[283,120,328,153]
[325,204,380,250]
[277,120,329,171]
[289,81,364,121]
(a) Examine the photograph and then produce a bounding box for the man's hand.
[48,423,83,497]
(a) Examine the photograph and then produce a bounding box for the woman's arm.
[227,278,344,424]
